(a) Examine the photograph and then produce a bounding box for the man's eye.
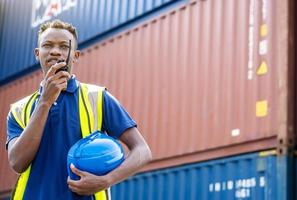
[42,44,51,48]
[61,45,69,49]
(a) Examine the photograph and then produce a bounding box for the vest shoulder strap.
[10,91,39,129]
[10,92,38,200]
[79,83,105,136]
[79,83,109,200]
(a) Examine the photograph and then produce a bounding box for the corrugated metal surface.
[74,0,282,160]
[0,0,294,193]
[111,151,277,200]
[0,0,184,83]
[0,0,5,45]
[0,192,10,200]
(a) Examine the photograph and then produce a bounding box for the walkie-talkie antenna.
[66,39,71,65]
[56,39,72,73]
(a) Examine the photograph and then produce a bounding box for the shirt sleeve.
[6,111,23,149]
[102,90,137,139]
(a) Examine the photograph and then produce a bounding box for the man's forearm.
[8,101,51,173]
[106,144,152,186]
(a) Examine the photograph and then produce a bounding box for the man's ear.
[73,50,81,63]
[34,48,39,60]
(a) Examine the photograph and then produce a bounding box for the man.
[6,19,152,200]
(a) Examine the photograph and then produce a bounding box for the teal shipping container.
[111,151,294,200]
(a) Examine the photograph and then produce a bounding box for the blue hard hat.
[67,131,125,180]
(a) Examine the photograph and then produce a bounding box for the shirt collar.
[38,75,79,95]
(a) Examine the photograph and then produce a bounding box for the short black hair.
[38,19,78,48]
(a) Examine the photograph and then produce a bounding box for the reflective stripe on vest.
[10,83,109,200]
[10,92,38,200]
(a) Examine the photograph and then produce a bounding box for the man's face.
[35,28,80,76]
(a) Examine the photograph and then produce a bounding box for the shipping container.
[74,0,295,168]
[0,0,295,197]
[0,192,10,200]
[111,151,292,200]
[0,0,5,44]
[0,151,293,199]
[1,154,295,200]
[0,0,185,83]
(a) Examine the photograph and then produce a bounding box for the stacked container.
[0,0,296,199]
[0,0,183,83]
[112,151,278,200]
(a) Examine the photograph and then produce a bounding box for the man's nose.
[49,46,62,56]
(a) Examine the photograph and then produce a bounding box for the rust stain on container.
[0,0,294,192]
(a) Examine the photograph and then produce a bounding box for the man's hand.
[67,128,152,196]
[67,164,111,196]
[39,62,71,106]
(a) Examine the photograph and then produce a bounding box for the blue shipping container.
[111,151,280,200]
[0,1,5,43]
[0,0,184,84]
[0,151,294,199]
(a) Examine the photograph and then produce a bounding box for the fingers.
[45,62,67,78]
[47,70,70,82]
[67,170,107,196]
[67,176,99,196]
[67,176,79,187]
[67,175,88,195]
[47,74,68,86]
[54,80,68,91]
[45,71,70,91]
[44,62,70,91]
[52,78,68,85]
[45,77,67,92]
[70,164,85,178]
[67,180,85,195]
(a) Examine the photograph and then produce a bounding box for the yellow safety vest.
[9,83,110,200]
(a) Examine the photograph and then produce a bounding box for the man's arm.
[8,102,51,173]
[68,127,152,195]
[8,63,70,173]
[107,127,152,184]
